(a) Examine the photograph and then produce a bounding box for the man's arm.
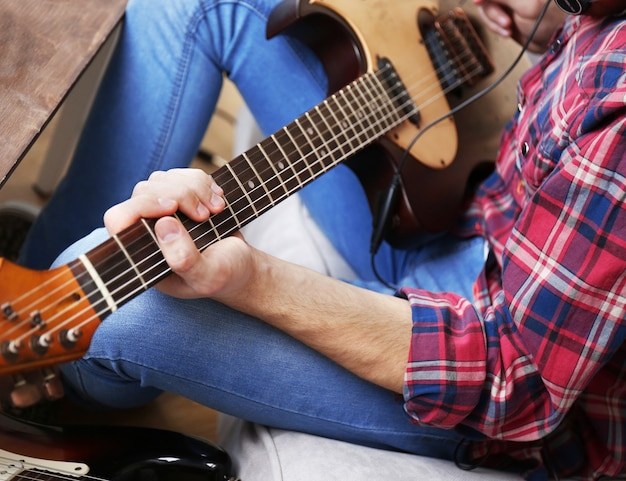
[105,168,413,394]
[240,249,413,393]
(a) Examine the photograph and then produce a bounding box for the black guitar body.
[0,412,234,480]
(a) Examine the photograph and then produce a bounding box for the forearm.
[223,248,413,394]
[109,169,413,394]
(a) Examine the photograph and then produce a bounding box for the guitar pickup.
[421,8,494,94]
[377,57,421,127]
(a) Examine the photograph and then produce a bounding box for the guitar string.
[6,36,481,312]
[3,47,486,354]
[5,43,482,319]
[9,76,485,368]
[3,44,487,356]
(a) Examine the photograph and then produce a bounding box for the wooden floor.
[0,79,244,442]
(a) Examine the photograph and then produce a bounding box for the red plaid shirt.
[400,14,626,480]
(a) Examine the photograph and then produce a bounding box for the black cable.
[369,0,553,289]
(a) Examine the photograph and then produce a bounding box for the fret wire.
[373,71,403,128]
[222,164,247,226]
[303,111,330,172]
[328,91,358,153]
[269,132,304,189]
[300,115,327,178]
[282,124,314,179]
[356,74,380,131]
[112,233,149,291]
[207,216,221,240]
[352,75,372,124]
[242,151,274,205]
[351,76,372,129]
[258,140,291,195]
[292,118,320,178]
[309,107,341,170]
[363,73,392,131]
[316,101,348,158]
[339,84,368,145]
[49,67,413,334]
[15,44,481,347]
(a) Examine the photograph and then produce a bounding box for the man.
[8,0,626,479]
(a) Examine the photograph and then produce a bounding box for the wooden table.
[0,0,127,187]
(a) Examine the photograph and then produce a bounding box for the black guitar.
[0,411,236,480]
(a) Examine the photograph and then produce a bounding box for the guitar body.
[268,0,523,244]
[0,412,233,480]
[268,0,457,170]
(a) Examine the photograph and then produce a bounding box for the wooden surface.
[0,0,127,187]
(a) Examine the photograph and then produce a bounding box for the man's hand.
[103,168,256,303]
[473,0,567,53]
[102,168,413,394]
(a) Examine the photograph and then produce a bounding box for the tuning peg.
[42,368,64,400]
[10,373,42,408]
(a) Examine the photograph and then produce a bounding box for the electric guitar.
[0,411,236,480]
[0,0,514,375]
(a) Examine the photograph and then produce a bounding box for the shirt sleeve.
[399,40,626,442]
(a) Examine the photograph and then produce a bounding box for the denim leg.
[299,165,487,296]
[56,229,465,461]
[19,0,328,269]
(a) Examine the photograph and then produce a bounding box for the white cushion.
[217,415,530,481]
[230,106,574,481]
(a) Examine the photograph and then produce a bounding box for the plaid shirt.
[400,14,626,480]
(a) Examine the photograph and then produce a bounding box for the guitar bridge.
[421,8,494,95]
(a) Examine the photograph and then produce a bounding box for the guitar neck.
[0,3,501,375]
[72,62,415,317]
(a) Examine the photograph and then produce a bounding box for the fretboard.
[70,61,416,319]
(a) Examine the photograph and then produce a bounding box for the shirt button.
[550,38,562,54]
[521,142,530,156]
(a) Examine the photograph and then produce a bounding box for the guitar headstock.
[0,258,101,375]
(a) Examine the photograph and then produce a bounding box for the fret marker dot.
[248,180,255,189]
[307,128,314,136]
[277,161,285,170]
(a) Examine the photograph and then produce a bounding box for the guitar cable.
[369,0,553,291]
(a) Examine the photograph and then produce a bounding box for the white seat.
[217,415,540,481]
[226,106,580,481]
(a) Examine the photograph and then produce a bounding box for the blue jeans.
[56,227,484,461]
[28,0,486,463]
[20,0,329,269]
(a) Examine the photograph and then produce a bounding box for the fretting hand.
[103,168,256,304]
